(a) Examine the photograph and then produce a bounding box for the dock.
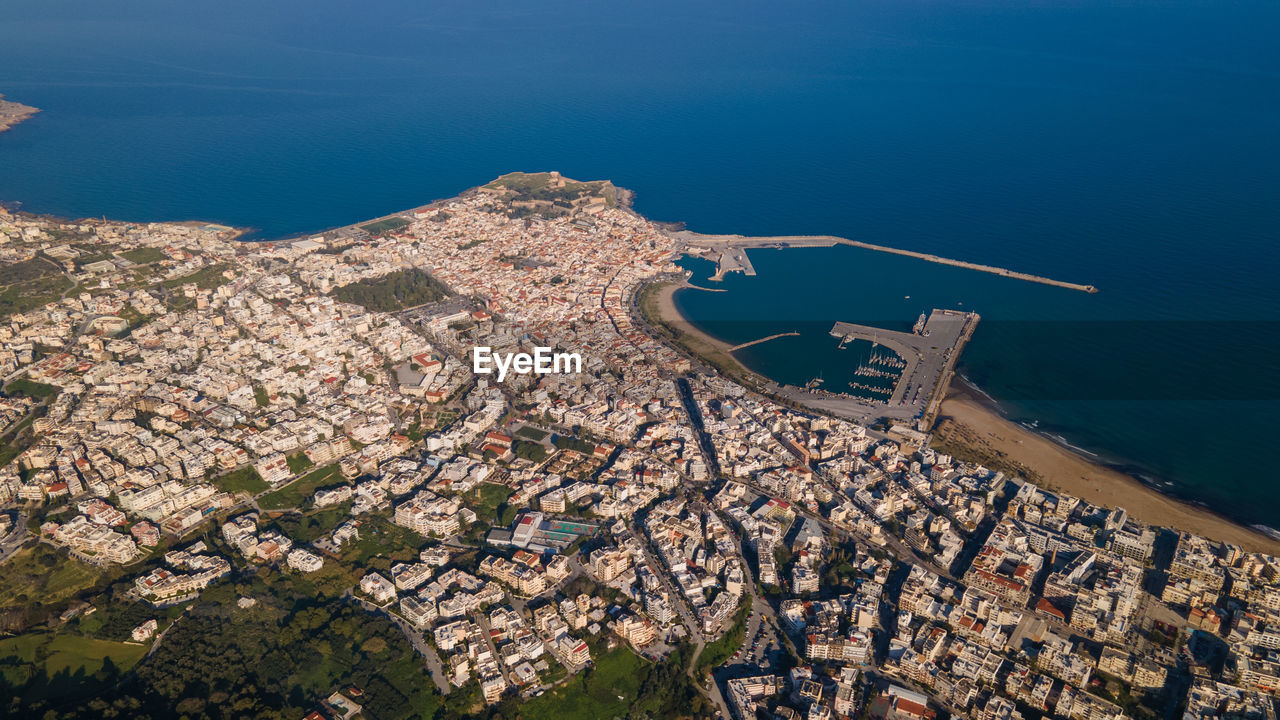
[815,309,979,426]
[708,245,756,281]
[672,230,1096,293]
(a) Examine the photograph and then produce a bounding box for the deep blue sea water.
[1,0,1278,526]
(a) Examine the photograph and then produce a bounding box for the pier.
[729,332,800,352]
[671,230,1097,293]
[707,245,756,281]
[777,309,981,427]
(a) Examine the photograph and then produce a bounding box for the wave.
[958,374,1004,411]
[1250,525,1280,542]
[1045,433,1101,459]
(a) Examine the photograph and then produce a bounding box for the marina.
[823,309,980,426]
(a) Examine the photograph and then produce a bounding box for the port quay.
[746,310,978,431]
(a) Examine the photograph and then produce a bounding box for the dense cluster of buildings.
[3,179,1279,718]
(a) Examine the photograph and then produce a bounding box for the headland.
[0,95,39,133]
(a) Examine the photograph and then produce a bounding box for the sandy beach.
[650,281,730,350]
[934,384,1280,554]
[646,281,762,383]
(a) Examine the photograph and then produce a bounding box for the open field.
[360,216,411,235]
[3,378,59,400]
[0,273,72,316]
[471,482,516,525]
[518,645,647,720]
[258,464,342,510]
[0,631,146,694]
[212,465,269,495]
[0,545,102,610]
[119,247,166,264]
[159,262,231,290]
[43,633,148,675]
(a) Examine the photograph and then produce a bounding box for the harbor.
[671,230,1097,293]
[748,309,978,429]
[829,308,977,419]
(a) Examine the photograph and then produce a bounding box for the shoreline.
[647,280,764,383]
[0,95,39,134]
[935,379,1280,554]
[659,253,1280,555]
[8,173,1276,554]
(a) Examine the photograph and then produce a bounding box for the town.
[0,171,1276,720]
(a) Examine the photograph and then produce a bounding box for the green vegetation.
[406,419,426,443]
[117,304,150,335]
[331,268,450,312]
[212,465,269,495]
[553,434,596,455]
[3,377,60,400]
[483,172,618,220]
[0,256,59,286]
[341,514,426,568]
[0,631,147,708]
[160,262,230,291]
[0,545,103,612]
[286,452,314,474]
[512,439,548,463]
[514,425,549,442]
[119,247,166,264]
[253,385,269,407]
[514,644,712,720]
[457,239,487,250]
[43,633,147,676]
[0,410,41,470]
[694,595,752,675]
[3,567,714,720]
[472,483,516,526]
[258,464,342,511]
[271,504,352,545]
[0,273,73,317]
[517,645,645,720]
[74,597,164,643]
[360,217,412,236]
[4,575,444,720]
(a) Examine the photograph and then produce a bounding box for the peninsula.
[0,95,39,133]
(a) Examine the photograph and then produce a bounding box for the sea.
[1,0,1277,528]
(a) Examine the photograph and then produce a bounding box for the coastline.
[647,280,757,379]
[9,168,1276,555]
[657,258,1280,555]
[0,95,39,134]
[934,380,1280,554]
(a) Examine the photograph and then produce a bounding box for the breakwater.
[670,230,1097,293]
